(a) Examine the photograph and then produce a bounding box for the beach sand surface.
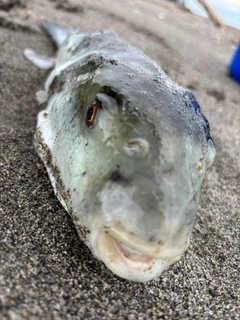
[0,0,239,318]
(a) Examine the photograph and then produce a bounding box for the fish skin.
[25,21,216,282]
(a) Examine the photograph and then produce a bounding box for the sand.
[0,0,239,319]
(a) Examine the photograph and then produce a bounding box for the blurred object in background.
[176,0,240,30]
[229,42,240,83]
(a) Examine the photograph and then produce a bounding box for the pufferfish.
[24,21,216,282]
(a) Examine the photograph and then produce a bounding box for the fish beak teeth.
[105,223,189,260]
[106,234,154,270]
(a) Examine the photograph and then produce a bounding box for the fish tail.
[41,20,78,48]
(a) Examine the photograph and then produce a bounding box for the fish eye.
[86,102,98,127]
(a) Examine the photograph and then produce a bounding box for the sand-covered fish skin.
[24,21,216,282]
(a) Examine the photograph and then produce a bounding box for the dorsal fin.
[41,20,78,48]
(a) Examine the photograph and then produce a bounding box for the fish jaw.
[89,218,182,282]
[88,183,189,282]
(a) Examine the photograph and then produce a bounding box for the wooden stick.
[198,0,225,28]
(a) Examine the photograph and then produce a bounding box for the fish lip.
[104,223,189,260]
[107,234,155,268]
[90,219,184,281]
[97,231,159,275]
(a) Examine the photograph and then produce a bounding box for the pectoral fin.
[24,49,55,69]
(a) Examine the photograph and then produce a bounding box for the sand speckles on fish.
[24,21,216,282]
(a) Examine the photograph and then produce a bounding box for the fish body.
[25,21,216,282]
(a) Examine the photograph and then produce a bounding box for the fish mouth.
[104,234,155,269]
[91,222,187,282]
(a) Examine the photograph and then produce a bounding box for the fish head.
[49,59,215,281]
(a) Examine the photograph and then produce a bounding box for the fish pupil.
[87,108,93,120]
[86,103,97,126]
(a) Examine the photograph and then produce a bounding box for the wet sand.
[0,0,239,318]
